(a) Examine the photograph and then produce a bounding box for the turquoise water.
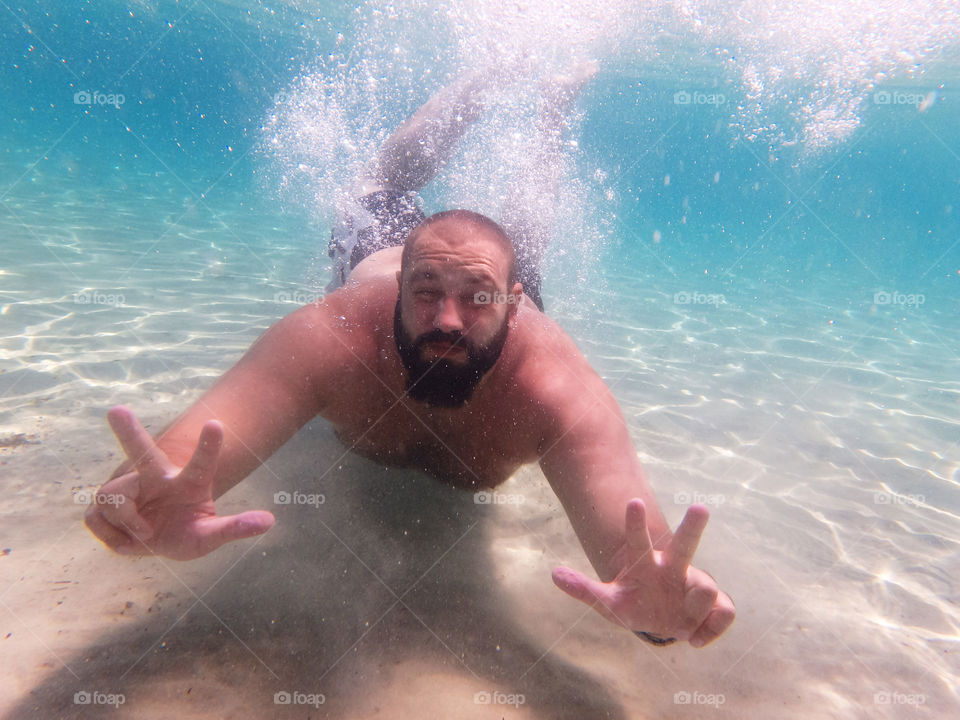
[1,1,958,718]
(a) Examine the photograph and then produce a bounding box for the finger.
[551,566,615,608]
[107,406,171,476]
[663,503,709,579]
[84,504,153,556]
[178,420,223,489]
[84,504,135,552]
[552,567,631,629]
[624,499,654,561]
[688,591,736,648]
[193,511,275,556]
[97,484,154,542]
[681,579,718,633]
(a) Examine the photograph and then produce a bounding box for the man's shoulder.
[320,274,396,318]
[504,309,622,448]
[508,308,602,406]
[280,276,395,362]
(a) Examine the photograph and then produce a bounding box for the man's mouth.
[423,340,466,358]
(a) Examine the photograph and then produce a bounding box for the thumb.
[195,510,276,555]
[552,566,611,607]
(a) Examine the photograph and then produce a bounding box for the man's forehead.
[406,220,510,280]
[412,217,501,250]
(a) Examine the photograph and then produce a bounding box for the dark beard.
[393,297,509,408]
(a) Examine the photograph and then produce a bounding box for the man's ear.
[509,282,524,318]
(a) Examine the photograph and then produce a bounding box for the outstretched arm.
[86,294,358,559]
[537,337,735,647]
[104,300,338,496]
[537,347,672,577]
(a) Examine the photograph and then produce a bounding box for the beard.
[393,297,510,408]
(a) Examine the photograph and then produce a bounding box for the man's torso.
[310,257,556,489]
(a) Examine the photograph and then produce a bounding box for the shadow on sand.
[8,420,629,719]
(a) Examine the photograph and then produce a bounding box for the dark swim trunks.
[327,189,544,311]
[327,190,426,289]
[350,190,427,267]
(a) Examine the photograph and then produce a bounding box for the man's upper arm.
[154,297,357,496]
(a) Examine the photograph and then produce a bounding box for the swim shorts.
[326,190,544,311]
[326,190,426,290]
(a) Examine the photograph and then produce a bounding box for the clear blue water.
[1,2,958,718]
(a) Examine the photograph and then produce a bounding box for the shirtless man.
[85,69,735,649]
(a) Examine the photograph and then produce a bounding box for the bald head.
[401,209,517,287]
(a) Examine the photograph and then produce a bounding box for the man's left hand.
[552,499,735,648]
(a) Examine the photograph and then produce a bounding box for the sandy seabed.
[1,198,958,718]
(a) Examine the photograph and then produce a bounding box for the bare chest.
[329,391,538,489]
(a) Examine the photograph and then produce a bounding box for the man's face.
[394,220,519,407]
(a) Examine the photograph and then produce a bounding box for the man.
[86,69,735,649]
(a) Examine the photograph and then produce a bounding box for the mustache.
[414,328,467,348]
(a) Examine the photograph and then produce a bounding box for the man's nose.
[434,296,464,333]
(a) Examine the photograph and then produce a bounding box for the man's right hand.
[84,406,275,560]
